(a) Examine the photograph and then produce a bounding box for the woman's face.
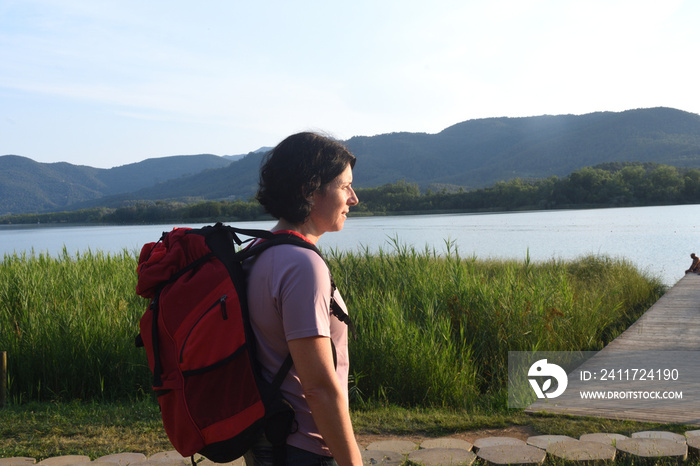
[308,164,358,235]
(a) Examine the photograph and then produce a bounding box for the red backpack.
[135,223,353,464]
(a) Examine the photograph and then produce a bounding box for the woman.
[244,132,362,466]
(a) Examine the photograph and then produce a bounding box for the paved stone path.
[3,430,700,465]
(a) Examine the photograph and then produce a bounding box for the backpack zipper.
[179,295,228,363]
[218,295,228,320]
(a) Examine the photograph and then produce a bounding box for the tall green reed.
[327,240,665,407]
[1,241,664,408]
[0,249,150,402]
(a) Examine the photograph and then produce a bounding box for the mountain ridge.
[3,107,700,215]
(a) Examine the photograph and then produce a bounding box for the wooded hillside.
[3,107,700,216]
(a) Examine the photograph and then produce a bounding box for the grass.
[0,242,664,406]
[0,248,150,402]
[331,240,665,407]
[0,400,170,459]
[0,243,664,406]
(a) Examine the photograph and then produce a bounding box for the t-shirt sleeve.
[274,247,333,341]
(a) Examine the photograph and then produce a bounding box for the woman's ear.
[301,182,316,202]
[304,184,319,206]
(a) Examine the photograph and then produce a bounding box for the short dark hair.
[257,132,356,224]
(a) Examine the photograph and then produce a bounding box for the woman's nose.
[349,188,359,205]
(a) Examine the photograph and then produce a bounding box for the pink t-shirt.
[245,241,349,456]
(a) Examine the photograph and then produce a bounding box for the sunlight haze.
[1,0,698,168]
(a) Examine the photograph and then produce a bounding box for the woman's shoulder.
[265,244,332,291]
[262,243,328,271]
[278,243,326,262]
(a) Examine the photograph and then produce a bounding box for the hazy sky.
[2,0,698,168]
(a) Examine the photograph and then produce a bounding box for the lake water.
[2,204,699,286]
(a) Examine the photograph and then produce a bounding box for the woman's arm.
[288,335,362,466]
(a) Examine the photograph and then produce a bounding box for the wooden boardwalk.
[526,273,700,425]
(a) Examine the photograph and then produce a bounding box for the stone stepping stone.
[37,456,92,466]
[365,440,418,455]
[0,459,36,466]
[419,438,472,451]
[687,436,700,456]
[616,438,688,461]
[476,444,546,465]
[96,453,147,465]
[686,429,700,438]
[407,448,476,465]
[526,435,575,450]
[361,449,404,465]
[472,437,526,451]
[547,440,617,462]
[145,451,189,465]
[579,432,628,446]
[147,452,187,464]
[631,430,687,443]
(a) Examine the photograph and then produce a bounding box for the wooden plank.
[526,274,700,425]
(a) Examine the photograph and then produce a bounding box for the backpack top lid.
[135,227,203,299]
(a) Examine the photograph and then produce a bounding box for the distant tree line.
[0,200,267,225]
[355,162,700,214]
[3,162,700,225]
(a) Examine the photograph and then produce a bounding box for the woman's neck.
[272,219,321,244]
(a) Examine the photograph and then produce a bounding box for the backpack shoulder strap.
[241,231,358,340]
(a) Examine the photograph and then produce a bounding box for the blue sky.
[1,0,699,168]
